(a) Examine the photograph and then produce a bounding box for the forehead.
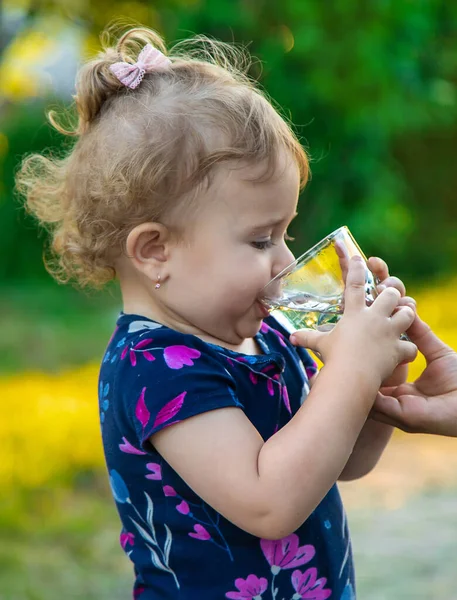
[204,153,300,224]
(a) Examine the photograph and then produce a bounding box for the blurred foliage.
[1,0,457,284]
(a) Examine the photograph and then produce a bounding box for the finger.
[371,286,401,315]
[396,339,418,364]
[369,409,412,432]
[367,256,389,281]
[398,296,417,312]
[369,393,413,431]
[372,392,432,434]
[343,256,368,312]
[405,314,453,362]
[374,391,405,416]
[376,276,406,297]
[391,305,416,332]
[289,328,326,353]
[335,239,350,283]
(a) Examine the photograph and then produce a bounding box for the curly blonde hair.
[16,26,309,288]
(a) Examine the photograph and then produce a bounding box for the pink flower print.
[282,385,292,414]
[120,531,135,549]
[145,462,162,480]
[260,322,269,333]
[164,345,201,369]
[261,533,315,575]
[153,392,186,428]
[121,338,155,366]
[305,366,317,380]
[176,500,190,515]
[163,485,177,497]
[108,325,119,346]
[135,387,150,430]
[291,568,332,599]
[267,379,274,396]
[275,330,288,348]
[226,574,268,599]
[249,372,258,385]
[133,586,145,599]
[119,437,146,455]
[188,524,211,540]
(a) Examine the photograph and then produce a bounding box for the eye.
[251,239,275,250]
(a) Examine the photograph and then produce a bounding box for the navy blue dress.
[99,314,356,599]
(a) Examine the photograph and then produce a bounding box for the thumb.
[290,328,326,353]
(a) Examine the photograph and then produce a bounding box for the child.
[17,26,417,600]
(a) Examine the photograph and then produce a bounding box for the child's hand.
[291,256,417,387]
[367,256,416,314]
[367,256,417,386]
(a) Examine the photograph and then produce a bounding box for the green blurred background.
[1,1,457,599]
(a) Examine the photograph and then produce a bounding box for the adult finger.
[343,256,368,313]
[369,409,412,432]
[367,256,389,282]
[406,314,453,362]
[369,394,415,432]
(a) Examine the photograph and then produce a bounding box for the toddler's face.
[162,151,299,346]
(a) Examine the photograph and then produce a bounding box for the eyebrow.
[249,212,298,233]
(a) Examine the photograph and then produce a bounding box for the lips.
[256,299,271,318]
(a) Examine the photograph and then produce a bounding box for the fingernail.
[289,334,297,345]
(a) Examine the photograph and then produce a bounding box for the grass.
[0,484,132,600]
[340,433,457,599]
[0,281,121,374]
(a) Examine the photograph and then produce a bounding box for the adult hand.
[371,315,457,437]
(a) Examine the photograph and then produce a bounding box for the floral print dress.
[99,313,356,600]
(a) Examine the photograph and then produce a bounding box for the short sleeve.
[265,314,319,380]
[114,329,240,451]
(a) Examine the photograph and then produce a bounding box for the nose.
[272,242,295,279]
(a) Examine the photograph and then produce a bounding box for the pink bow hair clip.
[109,43,172,89]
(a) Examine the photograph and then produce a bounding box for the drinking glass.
[261,226,378,332]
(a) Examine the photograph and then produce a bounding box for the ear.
[125,222,170,280]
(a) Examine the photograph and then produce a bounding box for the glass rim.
[262,225,350,290]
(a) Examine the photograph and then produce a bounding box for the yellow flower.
[0,365,104,489]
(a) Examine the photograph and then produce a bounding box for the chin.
[238,319,264,341]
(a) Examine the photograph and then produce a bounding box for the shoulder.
[110,315,229,370]
[104,315,241,449]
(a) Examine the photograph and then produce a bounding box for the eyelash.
[251,232,295,250]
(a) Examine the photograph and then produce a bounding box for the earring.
[155,275,161,290]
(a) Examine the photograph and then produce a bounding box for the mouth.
[256,299,272,318]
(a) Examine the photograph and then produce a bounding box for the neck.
[119,271,262,355]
